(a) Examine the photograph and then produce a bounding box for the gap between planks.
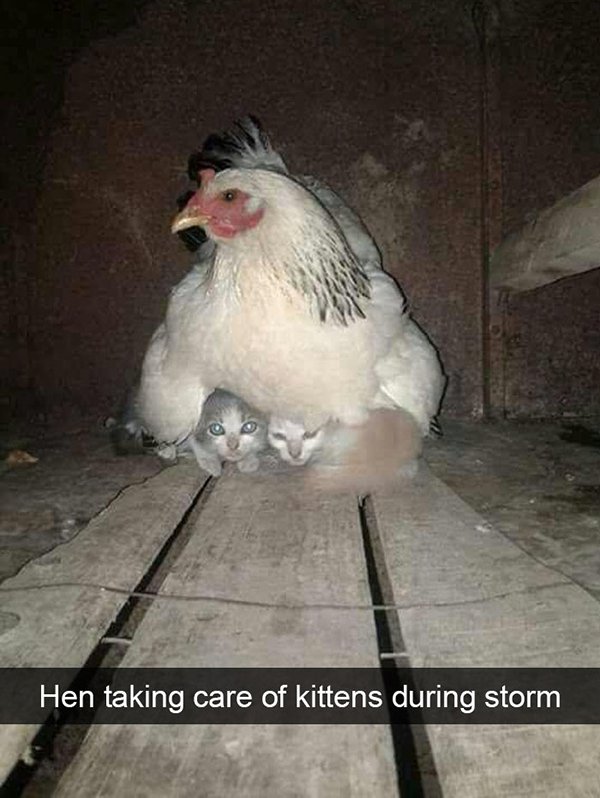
[53,470,402,798]
[0,463,209,785]
[369,463,600,798]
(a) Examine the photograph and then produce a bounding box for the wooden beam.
[490,174,600,292]
[0,463,207,783]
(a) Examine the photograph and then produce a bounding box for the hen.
[137,118,445,446]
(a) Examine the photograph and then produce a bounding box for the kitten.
[182,389,267,476]
[268,408,423,492]
[267,418,326,466]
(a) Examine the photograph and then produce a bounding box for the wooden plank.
[490,173,600,292]
[56,470,399,798]
[370,463,600,797]
[0,463,207,784]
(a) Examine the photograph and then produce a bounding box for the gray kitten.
[182,390,267,476]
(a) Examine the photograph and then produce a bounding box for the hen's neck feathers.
[209,171,371,325]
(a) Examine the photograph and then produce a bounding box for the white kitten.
[269,409,423,492]
[267,418,325,466]
[182,390,267,476]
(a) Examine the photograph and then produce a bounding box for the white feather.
[138,136,445,444]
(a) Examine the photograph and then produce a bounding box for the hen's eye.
[241,421,258,434]
[208,423,225,436]
[222,190,237,202]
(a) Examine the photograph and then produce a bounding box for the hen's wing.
[136,322,209,444]
[136,247,215,444]
[372,319,446,435]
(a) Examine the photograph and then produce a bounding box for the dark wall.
[1,0,150,419]
[500,0,600,418]
[2,0,483,422]
[2,0,599,424]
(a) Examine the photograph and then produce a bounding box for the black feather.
[430,418,443,437]
[110,424,158,456]
[180,116,280,253]
[187,115,268,179]
[107,390,159,456]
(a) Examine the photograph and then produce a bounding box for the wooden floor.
[1,460,599,796]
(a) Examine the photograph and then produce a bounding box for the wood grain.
[0,463,207,783]
[55,470,398,797]
[370,463,600,797]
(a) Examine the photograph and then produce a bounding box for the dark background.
[2,0,599,424]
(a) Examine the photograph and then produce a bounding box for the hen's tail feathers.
[106,393,158,456]
[306,408,422,494]
[429,417,443,437]
[188,115,288,178]
[109,423,158,456]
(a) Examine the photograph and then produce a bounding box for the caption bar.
[1,668,598,724]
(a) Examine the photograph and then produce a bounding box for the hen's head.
[171,166,371,324]
[172,168,267,242]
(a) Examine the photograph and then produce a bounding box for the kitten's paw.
[200,457,222,477]
[186,436,222,476]
[237,455,260,473]
[156,443,178,462]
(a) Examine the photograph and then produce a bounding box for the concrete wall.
[2,0,599,423]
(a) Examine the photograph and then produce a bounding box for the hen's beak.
[171,207,211,234]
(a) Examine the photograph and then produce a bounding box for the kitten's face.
[268,417,325,466]
[199,392,266,463]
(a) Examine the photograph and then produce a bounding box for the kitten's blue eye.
[241,421,258,434]
[303,430,319,439]
[208,423,225,436]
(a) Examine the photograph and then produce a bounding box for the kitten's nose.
[227,435,240,451]
[288,442,302,459]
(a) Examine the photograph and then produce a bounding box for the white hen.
[137,118,445,445]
